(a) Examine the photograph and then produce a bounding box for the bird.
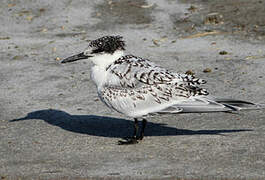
[61,35,263,145]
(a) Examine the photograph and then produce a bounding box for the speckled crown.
[89,36,125,54]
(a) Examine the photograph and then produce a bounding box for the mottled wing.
[108,55,208,96]
[99,55,212,117]
[101,55,262,117]
[99,84,186,117]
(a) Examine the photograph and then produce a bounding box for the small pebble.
[185,70,195,75]
[152,39,159,46]
[219,50,228,55]
[203,68,212,73]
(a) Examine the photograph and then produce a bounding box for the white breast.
[89,50,124,90]
[90,65,121,90]
[90,66,107,89]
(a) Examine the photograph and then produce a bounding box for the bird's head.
[61,35,125,66]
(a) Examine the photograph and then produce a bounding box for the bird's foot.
[118,136,143,145]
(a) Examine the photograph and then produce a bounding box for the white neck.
[90,50,124,90]
[90,50,124,69]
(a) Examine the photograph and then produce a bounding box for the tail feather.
[158,96,264,114]
[210,96,264,111]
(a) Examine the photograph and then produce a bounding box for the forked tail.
[210,97,263,111]
[158,96,264,114]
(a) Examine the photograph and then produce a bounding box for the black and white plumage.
[61,35,262,144]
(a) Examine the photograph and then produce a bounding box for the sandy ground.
[1,0,265,179]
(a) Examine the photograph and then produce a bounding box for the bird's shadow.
[10,109,252,138]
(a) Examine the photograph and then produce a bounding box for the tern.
[61,35,262,144]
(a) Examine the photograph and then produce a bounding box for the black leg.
[133,118,139,138]
[118,118,139,145]
[138,119,147,140]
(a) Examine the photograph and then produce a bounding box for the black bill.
[61,52,91,63]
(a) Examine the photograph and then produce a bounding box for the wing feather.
[99,55,262,117]
[108,55,208,96]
